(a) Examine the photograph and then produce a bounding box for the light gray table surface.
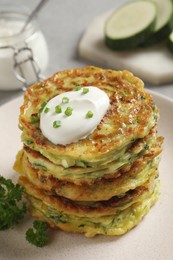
[0,0,173,106]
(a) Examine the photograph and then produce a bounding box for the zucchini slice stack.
[105,0,173,50]
[14,66,163,237]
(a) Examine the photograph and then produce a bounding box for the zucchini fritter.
[14,66,163,237]
[19,66,159,167]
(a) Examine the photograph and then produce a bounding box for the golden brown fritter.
[20,126,158,185]
[19,176,160,237]
[19,172,157,217]
[16,136,163,201]
[14,66,163,237]
[19,66,159,167]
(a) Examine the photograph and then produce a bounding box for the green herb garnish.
[86,110,93,118]
[30,115,40,123]
[30,102,48,123]
[26,139,34,145]
[75,86,81,91]
[144,144,149,150]
[53,120,61,128]
[39,101,47,113]
[65,107,73,116]
[82,87,89,94]
[0,176,26,230]
[26,220,48,247]
[55,105,62,114]
[62,97,69,104]
[44,107,50,114]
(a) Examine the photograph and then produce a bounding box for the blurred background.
[0,0,173,105]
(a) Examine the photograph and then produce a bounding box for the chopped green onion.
[65,107,73,116]
[76,161,87,168]
[44,107,50,114]
[62,97,69,104]
[82,87,89,94]
[26,140,34,145]
[39,101,47,113]
[30,115,40,123]
[144,144,149,150]
[55,105,62,114]
[75,86,81,91]
[53,120,61,128]
[86,110,93,118]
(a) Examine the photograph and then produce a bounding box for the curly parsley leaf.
[26,220,49,247]
[0,175,27,230]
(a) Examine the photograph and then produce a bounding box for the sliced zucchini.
[142,0,173,46]
[168,31,173,53]
[104,1,157,50]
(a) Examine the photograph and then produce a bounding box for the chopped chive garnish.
[82,87,89,94]
[30,115,40,123]
[39,101,47,113]
[44,107,50,114]
[62,97,69,104]
[86,110,93,118]
[75,86,81,91]
[53,120,61,128]
[65,107,73,116]
[55,105,62,114]
[26,140,34,145]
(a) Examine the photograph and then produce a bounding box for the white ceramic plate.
[0,91,173,260]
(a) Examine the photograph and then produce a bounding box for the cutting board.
[79,11,173,85]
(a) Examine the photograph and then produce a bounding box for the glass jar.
[0,4,49,90]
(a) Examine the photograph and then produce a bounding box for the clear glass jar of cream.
[0,5,49,90]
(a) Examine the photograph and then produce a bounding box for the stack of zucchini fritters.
[14,66,163,237]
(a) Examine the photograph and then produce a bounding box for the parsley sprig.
[0,176,26,230]
[26,220,49,247]
[0,176,50,247]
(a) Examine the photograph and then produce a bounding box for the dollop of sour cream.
[40,86,110,145]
